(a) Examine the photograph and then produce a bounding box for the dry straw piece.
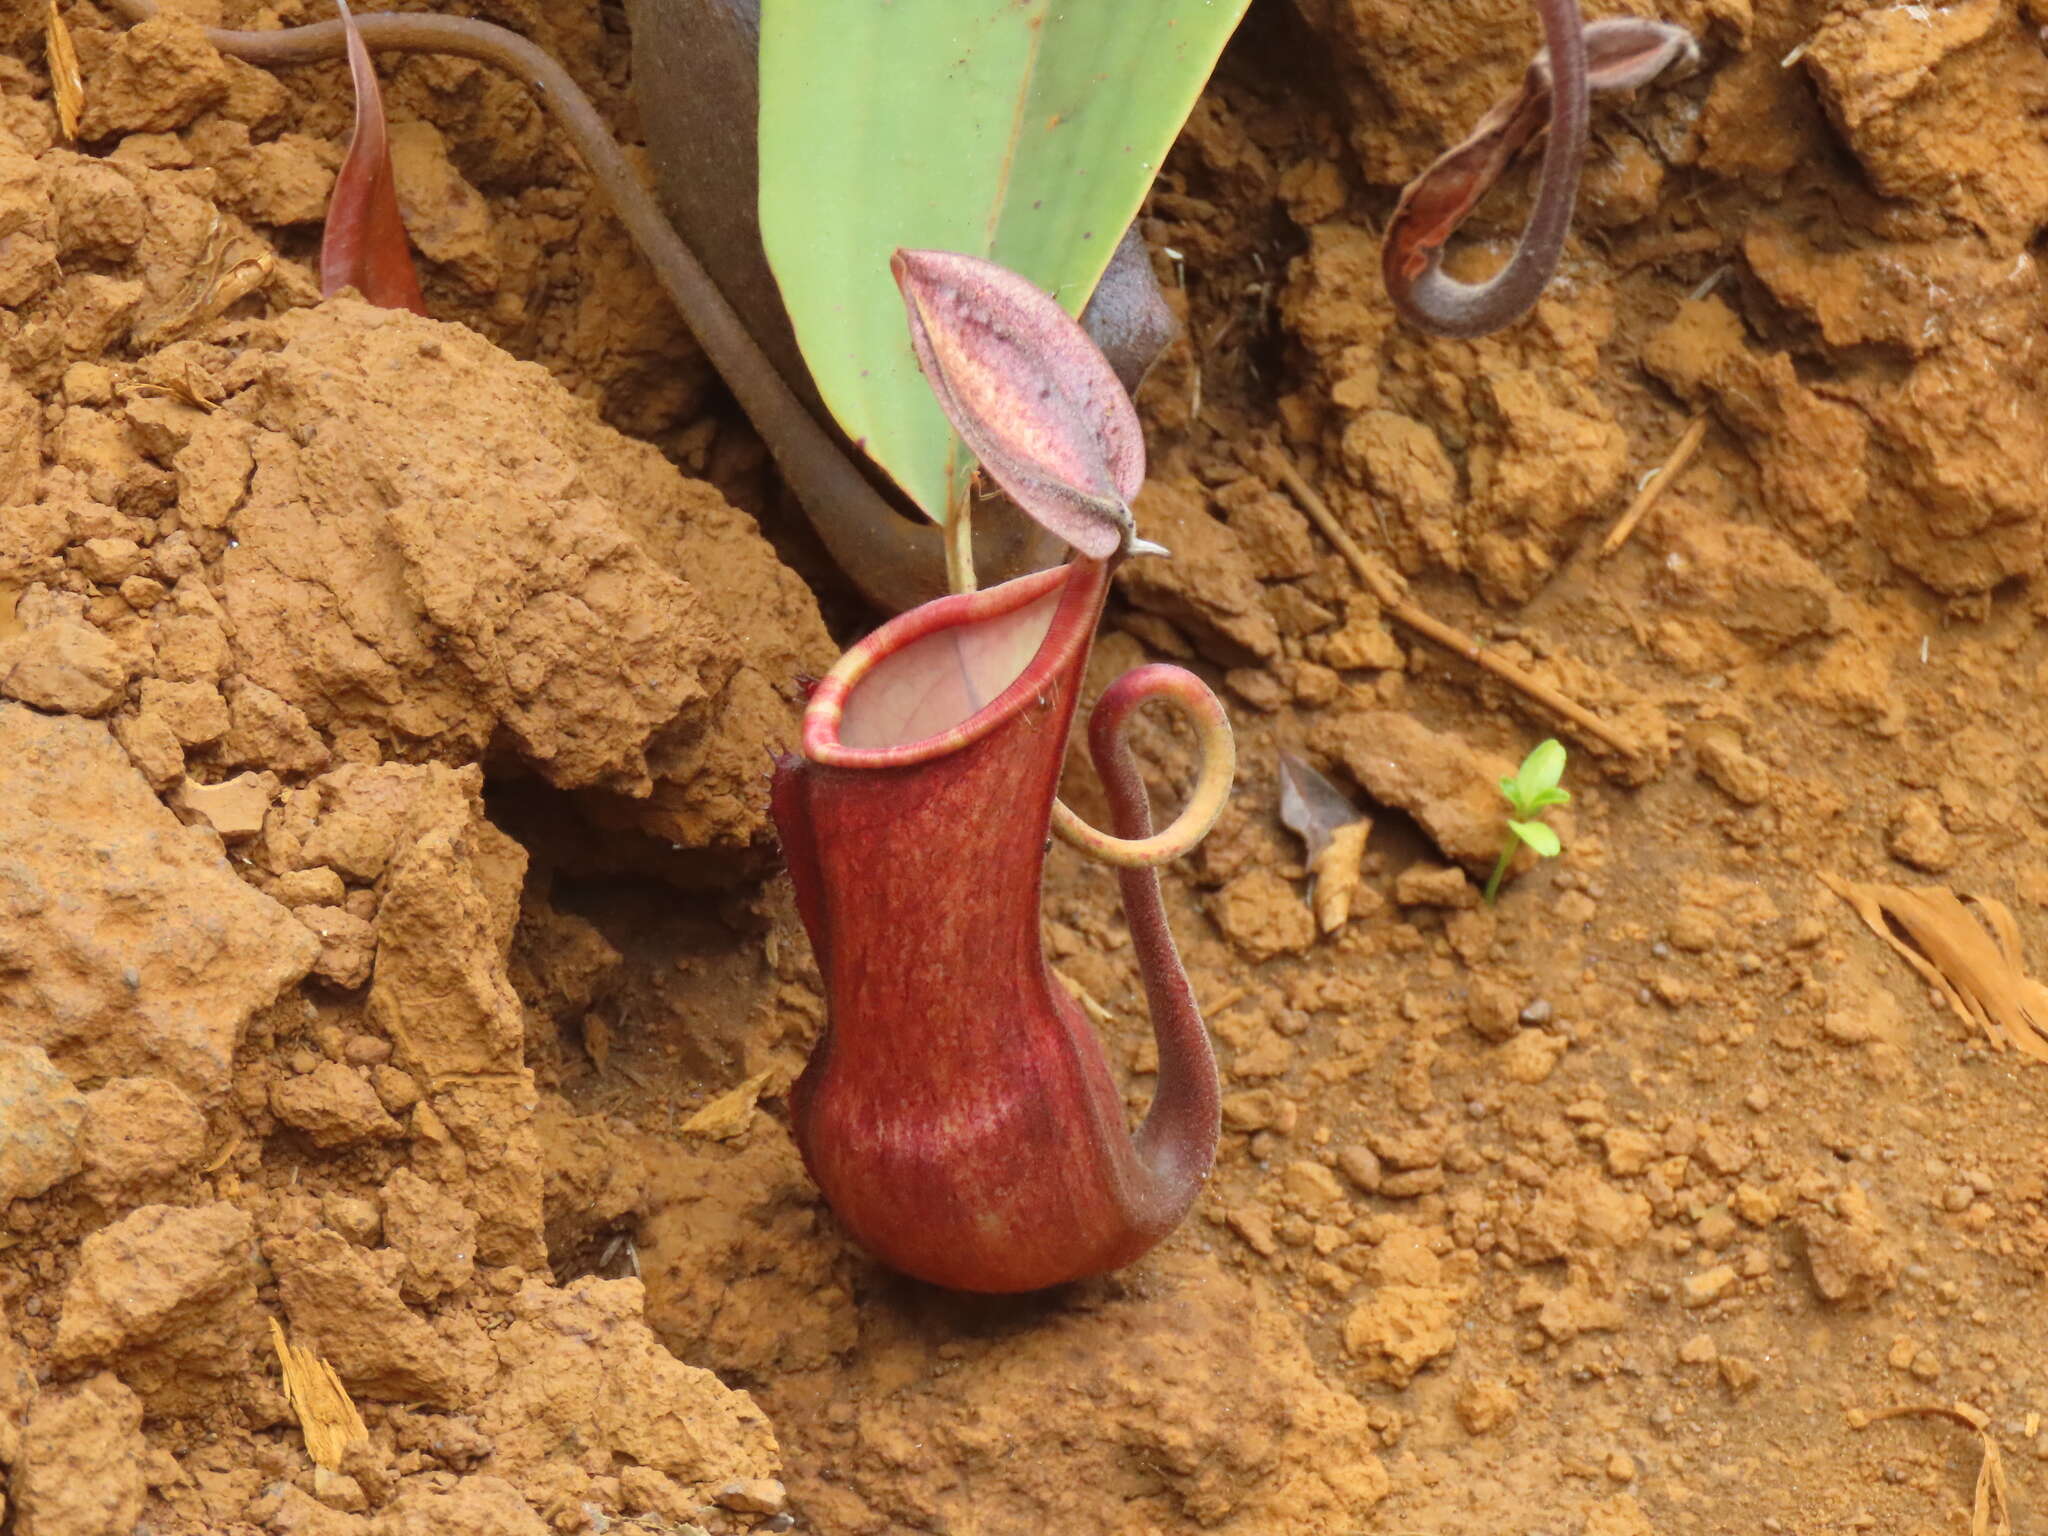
[680,1068,778,1141]
[1819,875,2048,1062]
[1278,749,1371,934]
[1600,411,1708,557]
[1051,967,1117,1028]
[45,2,83,142]
[138,211,277,348]
[269,1317,368,1471]
[1862,1404,2012,1536]
[1311,821,1371,934]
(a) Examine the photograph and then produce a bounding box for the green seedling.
[1484,739,1570,904]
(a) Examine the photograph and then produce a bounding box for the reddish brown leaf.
[892,248,1145,562]
[320,0,427,316]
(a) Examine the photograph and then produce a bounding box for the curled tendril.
[1053,663,1235,869]
[1381,0,1590,338]
[1383,11,1700,339]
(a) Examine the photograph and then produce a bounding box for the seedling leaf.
[1485,738,1569,903]
[759,0,1249,526]
[321,0,427,316]
[1518,738,1568,799]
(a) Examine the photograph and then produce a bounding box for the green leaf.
[759,0,1249,525]
[1507,819,1561,858]
[1516,739,1568,799]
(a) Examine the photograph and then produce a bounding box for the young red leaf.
[321,0,428,316]
[892,249,1146,562]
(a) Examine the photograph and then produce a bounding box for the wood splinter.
[1600,411,1708,557]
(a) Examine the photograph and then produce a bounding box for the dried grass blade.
[680,1069,777,1142]
[1255,445,1645,759]
[1866,1405,2012,1536]
[1819,874,2048,1062]
[1965,896,2048,1062]
[45,2,83,142]
[269,1317,368,1471]
[136,212,279,347]
[124,363,222,414]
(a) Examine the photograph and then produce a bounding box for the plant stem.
[1483,837,1515,905]
[944,484,978,594]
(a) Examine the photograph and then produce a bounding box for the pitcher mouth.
[801,558,1111,771]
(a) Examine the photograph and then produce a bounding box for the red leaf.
[892,249,1145,562]
[320,0,427,315]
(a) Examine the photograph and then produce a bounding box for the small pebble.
[1681,1265,1737,1308]
[343,1035,393,1067]
[1520,998,1554,1026]
[714,1479,789,1517]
